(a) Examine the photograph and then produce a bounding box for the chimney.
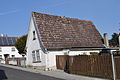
[104,33,109,48]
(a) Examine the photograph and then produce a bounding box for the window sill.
[33,61,41,63]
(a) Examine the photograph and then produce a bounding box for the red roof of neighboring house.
[32,12,105,50]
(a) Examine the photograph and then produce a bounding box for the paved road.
[0,66,64,80]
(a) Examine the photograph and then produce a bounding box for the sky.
[0,0,120,39]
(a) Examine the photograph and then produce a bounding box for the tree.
[15,35,27,55]
[109,33,119,47]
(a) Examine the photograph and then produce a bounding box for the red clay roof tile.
[32,12,105,50]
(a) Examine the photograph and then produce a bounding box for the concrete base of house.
[26,65,57,71]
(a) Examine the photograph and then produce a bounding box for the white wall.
[26,16,46,67]
[69,50,100,55]
[47,50,100,69]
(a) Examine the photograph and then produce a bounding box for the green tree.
[109,33,119,47]
[15,35,27,55]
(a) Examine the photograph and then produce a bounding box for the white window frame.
[0,55,2,58]
[11,47,15,52]
[32,51,36,62]
[36,50,41,61]
[33,31,36,40]
[32,50,41,62]
[0,47,2,52]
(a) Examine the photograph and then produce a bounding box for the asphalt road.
[0,65,64,80]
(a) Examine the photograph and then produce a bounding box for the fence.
[56,55,120,79]
[5,58,26,67]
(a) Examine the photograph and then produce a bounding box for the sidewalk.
[0,64,108,80]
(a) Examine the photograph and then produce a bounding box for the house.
[26,12,106,70]
[0,36,22,64]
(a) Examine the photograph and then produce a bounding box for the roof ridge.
[32,11,92,23]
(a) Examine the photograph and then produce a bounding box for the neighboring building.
[0,36,22,64]
[26,12,105,70]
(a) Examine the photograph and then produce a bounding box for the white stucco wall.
[47,50,100,69]
[69,50,100,55]
[26,17,46,67]
[0,46,22,64]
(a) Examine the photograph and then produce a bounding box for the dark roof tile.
[33,12,105,50]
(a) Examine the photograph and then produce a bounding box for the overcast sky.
[0,0,120,38]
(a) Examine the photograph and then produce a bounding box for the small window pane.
[33,31,36,40]
[11,48,15,52]
[0,48,2,52]
[32,51,36,62]
[36,50,40,61]
[0,55,2,58]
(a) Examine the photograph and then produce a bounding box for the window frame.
[36,50,41,61]
[32,50,41,63]
[0,47,2,52]
[33,31,36,40]
[11,47,15,52]
[32,51,36,62]
[0,55,2,58]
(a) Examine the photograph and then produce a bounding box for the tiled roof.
[0,37,17,46]
[32,12,105,50]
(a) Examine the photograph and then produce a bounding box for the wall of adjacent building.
[0,46,22,64]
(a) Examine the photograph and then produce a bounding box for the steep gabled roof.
[0,37,17,46]
[32,12,105,50]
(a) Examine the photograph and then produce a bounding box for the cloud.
[0,10,19,16]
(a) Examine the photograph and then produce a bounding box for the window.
[36,50,40,61]
[11,48,15,52]
[32,51,36,62]
[11,55,15,58]
[32,50,41,62]
[33,31,36,40]
[0,48,2,52]
[0,55,2,58]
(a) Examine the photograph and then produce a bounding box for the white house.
[26,12,106,70]
[0,36,22,64]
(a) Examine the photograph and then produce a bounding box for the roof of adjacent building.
[0,37,17,46]
[32,12,105,50]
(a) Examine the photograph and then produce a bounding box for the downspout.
[118,33,120,50]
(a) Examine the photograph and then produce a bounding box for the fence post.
[111,51,116,80]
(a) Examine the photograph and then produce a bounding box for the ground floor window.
[32,50,41,62]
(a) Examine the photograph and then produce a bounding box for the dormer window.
[33,31,36,40]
